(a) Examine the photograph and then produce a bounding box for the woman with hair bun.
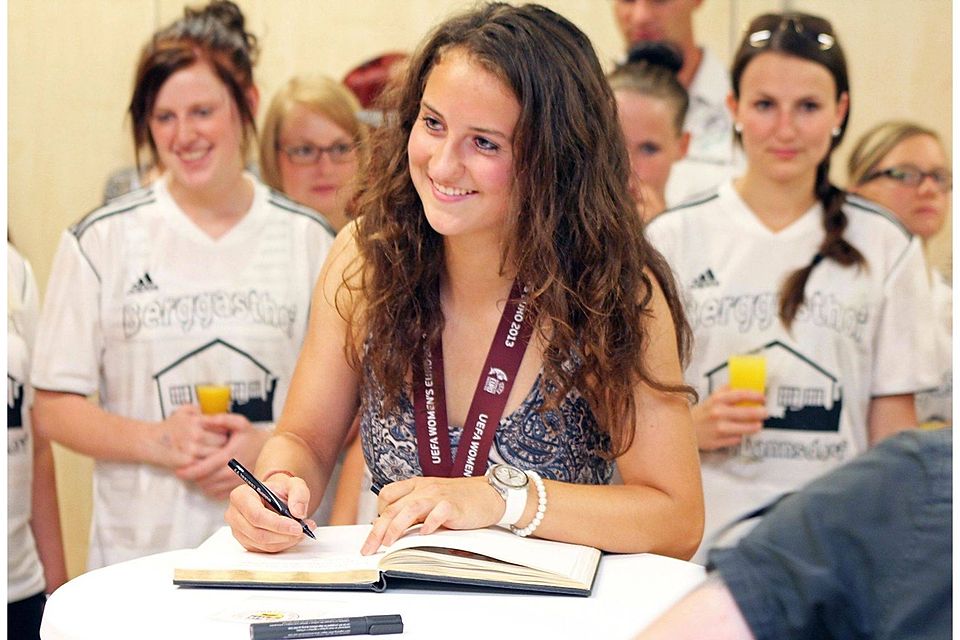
[227,2,703,559]
[609,42,691,219]
[31,1,334,568]
[645,12,938,559]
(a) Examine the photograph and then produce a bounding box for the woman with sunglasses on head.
[260,75,367,233]
[645,13,938,559]
[30,1,334,569]
[227,3,704,558]
[848,121,952,429]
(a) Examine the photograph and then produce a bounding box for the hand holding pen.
[227,458,316,541]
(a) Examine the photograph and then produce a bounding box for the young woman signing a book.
[226,3,704,558]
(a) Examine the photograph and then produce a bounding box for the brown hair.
[608,42,689,135]
[732,12,864,328]
[259,74,367,193]
[128,0,259,171]
[347,3,693,456]
[848,120,942,186]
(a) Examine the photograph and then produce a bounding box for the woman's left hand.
[360,476,503,555]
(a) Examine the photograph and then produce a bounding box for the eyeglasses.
[862,164,953,193]
[279,142,358,165]
[748,16,836,51]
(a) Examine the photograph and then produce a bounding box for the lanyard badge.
[412,280,534,477]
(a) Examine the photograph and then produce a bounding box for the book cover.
[173,525,600,596]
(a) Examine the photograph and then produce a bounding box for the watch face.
[493,465,527,488]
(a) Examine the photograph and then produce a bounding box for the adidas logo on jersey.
[128,272,158,294]
[690,268,719,289]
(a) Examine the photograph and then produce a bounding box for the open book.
[173,524,600,596]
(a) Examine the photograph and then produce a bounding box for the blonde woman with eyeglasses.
[645,12,939,561]
[848,121,952,429]
[260,75,367,232]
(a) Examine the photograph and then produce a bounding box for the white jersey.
[646,181,939,558]
[32,175,335,569]
[915,269,952,427]
[665,47,744,208]
[8,245,46,601]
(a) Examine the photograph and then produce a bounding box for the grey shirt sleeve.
[707,429,952,640]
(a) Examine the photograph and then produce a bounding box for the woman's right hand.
[691,386,767,451]
[225,472,314,552]
[150,404,229,468]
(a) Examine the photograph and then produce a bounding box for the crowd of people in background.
[8,1,951,638]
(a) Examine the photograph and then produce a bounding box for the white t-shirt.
[665,47,744,207]
[915,269,952,427]
[646,181,939,560]
[8,244,46,601]
[32,176,335,569]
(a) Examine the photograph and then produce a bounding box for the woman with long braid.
[645,12,938,560]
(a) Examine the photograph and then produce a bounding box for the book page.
[380,526,599,585]
[175,526,382,585]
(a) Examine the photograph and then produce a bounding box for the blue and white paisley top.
[360,370,613,487]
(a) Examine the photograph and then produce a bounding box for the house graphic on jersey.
[705,340,842,432]
[154,339,278,423]
[7,374,24,429]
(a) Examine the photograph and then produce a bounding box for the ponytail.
[778,160,865,327]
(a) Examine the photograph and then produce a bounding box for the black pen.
[250,614,403,639]
[227,458,316,540]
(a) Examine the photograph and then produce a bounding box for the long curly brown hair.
[345,3,692,456]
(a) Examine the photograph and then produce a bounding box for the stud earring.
[832,127,842,137]
[734,122,743,134]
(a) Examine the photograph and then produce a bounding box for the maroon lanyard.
[412,281,534,477]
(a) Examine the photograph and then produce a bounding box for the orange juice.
[728,354,766,406]
[195,384,231,415]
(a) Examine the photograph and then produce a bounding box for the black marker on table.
[250,615,403,639]
[227,458,316,540]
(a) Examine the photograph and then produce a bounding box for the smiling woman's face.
[149,61,247,195]
[406,49,521,245]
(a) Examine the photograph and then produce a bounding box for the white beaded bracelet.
[511,470,546,538]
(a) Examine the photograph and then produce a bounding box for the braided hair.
[732,13,864,328]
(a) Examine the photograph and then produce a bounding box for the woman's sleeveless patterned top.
[360,370,613,487]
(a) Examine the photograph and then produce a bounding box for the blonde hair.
[848,120,942,186]
[259,74,366,191]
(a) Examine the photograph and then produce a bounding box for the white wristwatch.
[486,463,529,527]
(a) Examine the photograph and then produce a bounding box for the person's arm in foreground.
[362,271,704,557]
[226,227,361,552]
[635,576,754,640]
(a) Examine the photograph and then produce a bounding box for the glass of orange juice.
[195,383,231,415]
[728,354,766,406]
